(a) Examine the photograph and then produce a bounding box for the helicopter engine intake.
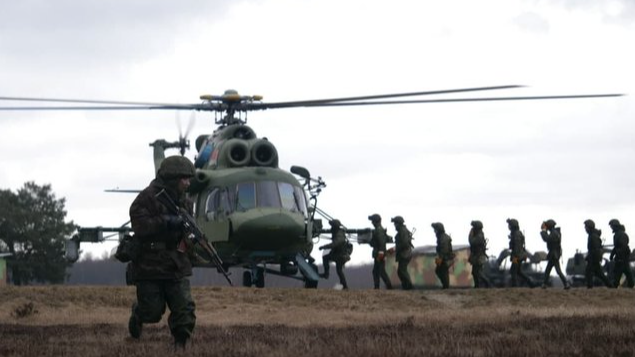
[250,139,278,168]
[220,139,250,167]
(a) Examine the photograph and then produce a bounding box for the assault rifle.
[156,189,233,286]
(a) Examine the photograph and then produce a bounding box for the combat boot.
[128,313,143,339]
[173,333,188,350]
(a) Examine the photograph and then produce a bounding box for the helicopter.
[0,86,623,288]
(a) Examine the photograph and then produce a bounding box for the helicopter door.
[204,187,231,242]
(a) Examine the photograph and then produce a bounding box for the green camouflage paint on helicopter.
[385,245,473,289]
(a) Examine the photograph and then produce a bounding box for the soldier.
[609,219,634,288]
[392,216,413,290]
[507,218,536,288]
[584,219,612,288]
[319,219,350,290]
[540,219,570,289]
[368,214,393,290]
[127,156,197,349]
[432,222,454,289]
[468,220,491,288]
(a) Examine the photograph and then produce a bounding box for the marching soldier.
[319,219,350,290]
[507,218,536,288]
[584,219,612,288]
[468,220,491,288]
[392,216,413,290]
[432,222,454,289]
[540,219,570,289]
[368,214,393,290]
[609,219,634,288]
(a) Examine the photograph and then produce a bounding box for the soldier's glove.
[377,251,385,262]
[435,257,443,266]
[511,257,519,264]
[163,215,184,230]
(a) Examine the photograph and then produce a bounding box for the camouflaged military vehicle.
[565,247,635,287]
[385,245,473,288]
[487,249,550,287]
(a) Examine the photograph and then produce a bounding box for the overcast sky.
[1,0,634,269]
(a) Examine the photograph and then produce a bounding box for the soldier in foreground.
[368,214,393,290]
[609,219,634,288]
[507,218,536,288]
[468,220,491,288]
[128,156,197,349]
[319,219,350,290]
[392,216,413,290]
[584,219,612,288]
[432,222,454,289]
[540,219,570,289]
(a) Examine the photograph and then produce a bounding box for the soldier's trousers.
[543,258,568,286]
[372,259,392,289]
[132,278,196,339]
[471,263,491,288]
[435,261,450,289]
[585,258,611,288]
[612,259,635,288]
[397,257,413,290]
[510,261,535,287]
[323,256,348,289]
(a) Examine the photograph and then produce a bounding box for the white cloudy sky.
[1,0,634,266]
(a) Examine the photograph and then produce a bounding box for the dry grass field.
[1,285,635,356]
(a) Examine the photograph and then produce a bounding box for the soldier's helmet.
[471,220,483,230]
[544,219,557,229]
[391,216,404,225]
[609,219,621,227]
[506,218,519,230]
[431,222,445,233]
[158,156,195,180]
[329,219,342,228]
[368,214,381,223]
[584,219,595,229]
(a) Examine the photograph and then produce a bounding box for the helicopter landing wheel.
[242,271,253,287]
[255,268,265,288]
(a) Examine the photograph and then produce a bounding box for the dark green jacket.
[395,225,413,260]
[587,228,604,262]
[469,230,487,264]
[369,226,388,258]
[322,228,348,260]
[541,228,562,259]
[611,229,631,261]
[436,233,454,261]
[129,178,193,281]
[509,230,528,260]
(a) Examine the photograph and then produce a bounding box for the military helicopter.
[0,86,623,288]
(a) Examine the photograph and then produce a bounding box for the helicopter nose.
[230,209,305,251]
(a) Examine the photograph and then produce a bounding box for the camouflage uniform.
[507,218,536,288]
[540,219,570,289]
[468,220,491,288]
[320,219,350,289]
[368,214,393,290]
[584,219,612,288]
[393,216,413,290]
[609,219,634,288]
[432,222,453,289]
[128,156,197,347]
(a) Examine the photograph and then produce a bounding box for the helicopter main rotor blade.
[0,96,187,107]
[267,93,624,108]
[0,104,206,111]
[259,85,524,109]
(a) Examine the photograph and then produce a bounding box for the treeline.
[66,258,376,289]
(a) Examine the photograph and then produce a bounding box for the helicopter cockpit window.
[236,182,256,211]
[257,181,281,208]
[278,182,298,212]
[205,188,220,220]
[293,186,308,217]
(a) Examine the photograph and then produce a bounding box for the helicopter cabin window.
[257,181,281,208]
[278,182,299,212]
[236,182,256,211]
[218,188,233,215]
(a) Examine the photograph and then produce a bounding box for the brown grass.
[1,286,634,356]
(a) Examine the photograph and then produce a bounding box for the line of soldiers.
[319,214,635,290]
